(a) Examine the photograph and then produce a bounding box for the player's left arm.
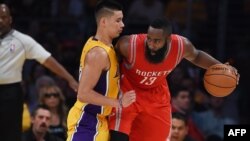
[182,37,221,69]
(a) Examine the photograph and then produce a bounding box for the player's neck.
[94,33,112,47]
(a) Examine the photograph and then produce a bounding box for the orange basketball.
[203,64,237,97]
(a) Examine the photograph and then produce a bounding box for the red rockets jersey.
[121,34,185,89]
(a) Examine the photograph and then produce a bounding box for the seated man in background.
[171,86,204,141]
[171,112,196,141]
[193,96,237,140]
[22,105,63,141]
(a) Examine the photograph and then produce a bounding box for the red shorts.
[109,77,172,141]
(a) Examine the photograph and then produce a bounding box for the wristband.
[118,97,123,108]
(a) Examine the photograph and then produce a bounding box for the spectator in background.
[27,75,56,112]
[38,85,68,140]
[171,112,196,141]
[22,102,32,132]
[168,66,188,92]
[192,88,209,112]
[194,96,238,140]
[0,4,78,141]
[171,87,205,141]
[22,104,63,141]
[172,87,192,114]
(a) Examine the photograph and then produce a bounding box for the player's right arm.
[182,37,221,69]
[77,46,135,108]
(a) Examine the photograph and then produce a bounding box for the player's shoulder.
[170,34,186,40]
[171,34,190,45]
[85,46,110,69]
[131,33,146,39]
[127,33,147,43]
[118,35,130,42]
[116,35,130,49]
[88,46,109,59]
[119,33,146,41]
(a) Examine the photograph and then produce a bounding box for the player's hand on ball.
[204,63,237,97]
[119,90,136,108]
[224,62,240,85]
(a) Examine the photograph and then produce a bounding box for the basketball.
[203,64,237,97]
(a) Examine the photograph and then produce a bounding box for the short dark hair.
[31,104,50,117]
[172,112,188,125]
[171,86,190,98]
[150,18,172,35]
[95,0,123,21]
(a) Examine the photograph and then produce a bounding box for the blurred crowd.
[2,0,249,141]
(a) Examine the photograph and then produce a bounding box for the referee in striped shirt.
[0,4,78,141]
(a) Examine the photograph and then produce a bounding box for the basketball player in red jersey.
[109,18,239,141]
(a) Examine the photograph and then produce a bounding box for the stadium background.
[2,0,249,124]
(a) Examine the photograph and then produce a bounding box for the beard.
[145,43,168,64]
